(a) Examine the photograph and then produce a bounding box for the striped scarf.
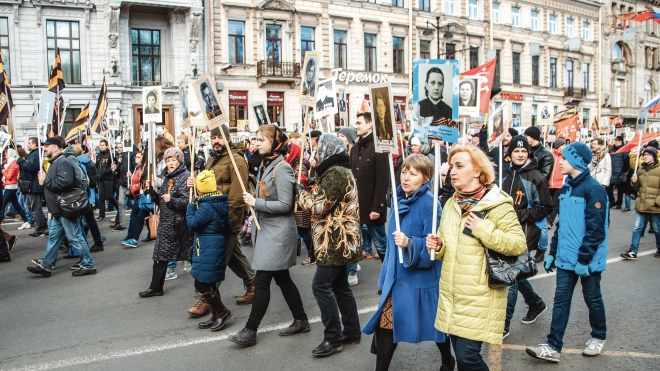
[455,184,488,214]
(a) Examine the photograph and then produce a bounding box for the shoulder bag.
[58,188,92,218]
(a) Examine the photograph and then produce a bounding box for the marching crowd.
[1,113,658,370]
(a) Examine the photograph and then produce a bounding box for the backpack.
[85,162,98,188]
[66,155,89,191]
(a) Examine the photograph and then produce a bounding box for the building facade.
[5,0,206,144]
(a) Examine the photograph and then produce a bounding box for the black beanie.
[524,127,541,142]
[648,139,659,149]
[507,135,531,159]
[508,128,519,137]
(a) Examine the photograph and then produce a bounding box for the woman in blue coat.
[363,154,453,371]
[186,170,233,332]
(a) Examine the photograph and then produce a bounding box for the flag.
[553,107,577,122]
[645,95,660,116]
[460,57,496,114]
[359,99,371,113]
[611,133,660,155]
[48,48,65,136]
[0,51,12,126]
[555,115,579,143]
[90,77,108,134]
[65,102,89,142]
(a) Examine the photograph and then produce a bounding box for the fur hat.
[195,170,218,194]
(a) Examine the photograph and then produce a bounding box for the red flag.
[611,133,660,154]
[460,57,496,114]
[555,115,579,143]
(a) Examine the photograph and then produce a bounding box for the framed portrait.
[300,51,319,106]
[123,127,133,152]
[412,59,459,140]
[314,78,337,118]
[193,73,228,130]
[487,102,508,151]
[251,102,270,127]
[458,76,481,118]
[142,86,163,123]
[338,89,348,120]
[180,84,190,128]
[539,104,553,125]
[368,82,398,154]
[106,110,120,130]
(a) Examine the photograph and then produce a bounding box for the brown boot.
[236,284,255,305]
[198,291,232,331]
[188,296,211,318]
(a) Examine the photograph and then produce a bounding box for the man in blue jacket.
[526,142,608,363]
[17,137,46,237]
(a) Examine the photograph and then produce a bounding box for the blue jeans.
[546,268,606,352]
[450,336,489,371]
[19,193,34,224]
[128,208,151,241]
[167,261,177,273]
[1,188,27,222]
[629,211,660,253]
[624,195,631,210]
[362,223,387,258]
[41,215,95,270]
[506,279,541,320]
[297,226,313,261]
[538,222,548,251]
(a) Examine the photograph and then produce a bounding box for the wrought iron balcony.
[256,61,301,88]
[563,87,587,99]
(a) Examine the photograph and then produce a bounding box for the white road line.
[3,249,656,371]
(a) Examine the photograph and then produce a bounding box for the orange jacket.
[549,149,564,189]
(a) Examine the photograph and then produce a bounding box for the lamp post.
[423,18,466,59]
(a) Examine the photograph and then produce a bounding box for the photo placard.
[192,73,228,130]
[142,86,163,123]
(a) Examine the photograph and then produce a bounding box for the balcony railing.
[564,87,587,99]
[256,61,300,78]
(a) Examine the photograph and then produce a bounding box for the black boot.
[228,328,257,346]
[198,291,232,332]
[278,319,310,336]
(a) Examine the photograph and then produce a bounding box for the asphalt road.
[0,208,659,371]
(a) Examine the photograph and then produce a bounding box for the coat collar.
[395,182,431,216]
[259,155,284,180]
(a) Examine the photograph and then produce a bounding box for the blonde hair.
[401,154,434,183]
[256,124,275,143]
[448,146,495,185]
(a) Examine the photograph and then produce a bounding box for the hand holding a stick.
[242,192,256,207]
[392,231,409,248]
[426,234,442,252]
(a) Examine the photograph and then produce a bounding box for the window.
[614,79,622,107]
[512,103,521,128]
[566,18,573,37]
[531,11,539,31]
[532,55,539,86]
[47,21,81,84]
[420,40,431,59]
[468,0,478,20]
[61,108,81,138]
[550,57,557,87]
[392,0,404,7]
[512,52,520,83]
[566,60,573,88]
[266,92,285,126]
[583,63,589,90]
[301,27,315,62]
[582,21,590,41]
[445,43,456,60]
[266,24,281,63]
[549,14,556,34]
[511,7,520,27]
[470,47,479,69]
[334,30,347,69]
[228,21,244,64]
[531,104,538,127]
[494,50,501,87]
[131,28,159,86]
[0,18,9,81]
[419,0,430,12]
[492,3,500,24]
[364,33,377,72]
[582,108,590,128]
[228,91,248,132]
[393,37,404,73]
[444,0,455,16]
[645,81,654,103]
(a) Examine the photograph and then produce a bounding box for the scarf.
[315,153,351,177]
[317,134,347,163]
[261,126,289,176]
[285,142,301,165]
[455,183,488,214]
[591,146,607,167]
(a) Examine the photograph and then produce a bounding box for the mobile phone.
[462,211,486,237]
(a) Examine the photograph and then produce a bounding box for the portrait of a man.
[123,128,133,151]
[199,81,221,120]
[302,58,316,98]
[180,84,189,120]
[459,80,476,107]
[253,103,269,126]
[145,90,160,114]
[338,90,347,113]
[417,67,453,125]
[108,111,119,129]
[374,92,393,141]
[315,80,335,114]
[541,105,551,120]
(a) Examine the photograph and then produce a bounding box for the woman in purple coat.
[362,154,453,371]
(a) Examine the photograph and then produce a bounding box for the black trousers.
[98,180,118,218]
[82,207,103,246]
[548,188,561,226]
[311,265,360,343]
[607,183,624,208]
[0,224,8,258]
[149,261,168,292]
[374,328,453,371]
[194,279,227,313]
[246,269,307,332]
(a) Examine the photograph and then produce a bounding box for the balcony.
[256,61,301,88]
[563,87,587,104]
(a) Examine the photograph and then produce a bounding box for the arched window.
[646,81,655,103]
[612,43,622,61]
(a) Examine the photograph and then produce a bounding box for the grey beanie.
[338,127,357,145]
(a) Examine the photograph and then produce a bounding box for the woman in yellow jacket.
[427,146,526,371]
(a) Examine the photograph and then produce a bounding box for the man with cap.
[186,124,256,315]
[27,137,97,277]
[524,127,554,181]
[177,134,192,169]
[607,136,629,209]
[622,146,660,260]
[501,135,552,339]
[526,142,608,363]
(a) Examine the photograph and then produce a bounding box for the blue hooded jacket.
[186,193,232,284]
[550,170,609,272]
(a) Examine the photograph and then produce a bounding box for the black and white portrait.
[541,105,551,120]
[107,110,120,130]
[180,84,189,121]
[315,78,336,117]
[198,80,221,119]
[459,79,476,107]
[123,128,133,152]
[369,83,398,154]
[251,102,270,126]
[142,86,163,123]
[414,64,454,126]
[193,74,228,129]
[300,51,319,106]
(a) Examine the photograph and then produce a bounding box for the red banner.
[555,115,579,143]
[267,91,284,106]
[229,91,248,105]
[461,58,497,114]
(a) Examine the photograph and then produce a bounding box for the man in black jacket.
[113,142,132,231]
[177,134,192,169]
[17,137,46,237]
[27,137,96,277]
[96,139,118,220]
[524,127,553,181]
[607,136,629,209]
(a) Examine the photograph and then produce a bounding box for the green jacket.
[205,144,248,234]
[632,160,660,213]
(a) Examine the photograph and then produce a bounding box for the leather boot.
[188,296,211,318]
[228,328,257,346]
[278,319,310,336]
[236,284,254,305]
[206,291,232,332]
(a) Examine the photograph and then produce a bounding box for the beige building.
[211,0,658,138]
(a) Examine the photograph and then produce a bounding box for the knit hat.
[506,135,531,159]
[648,139,659,149]
[410,136,422,146]
[524,127,541,141]
[338,127,357,145]
[614,135,624,143]
[553,138,566,148]
[163,147,184,165]
[562,142,592,172]
[508,128,519,137]
[210,124,231,140]
[195,170,218,194]
[177,134,189,143]
[310,130,323,139]
[643,147,658,161]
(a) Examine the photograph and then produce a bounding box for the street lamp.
[423,17,467,58]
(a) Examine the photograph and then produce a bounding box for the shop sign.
[331,68,389,86]
[229,91,248,105]
[267,92,284,105]
[533,95,549,102]
[500,92,524,101]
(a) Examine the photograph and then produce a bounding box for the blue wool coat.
[186,193,232,284]
[363,183,447,344]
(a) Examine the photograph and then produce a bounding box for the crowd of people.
[0,112,656,370]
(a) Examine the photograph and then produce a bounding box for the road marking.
[3,249,656,371]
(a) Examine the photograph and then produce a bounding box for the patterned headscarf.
[261,125,289,175]
[317,134,347,163]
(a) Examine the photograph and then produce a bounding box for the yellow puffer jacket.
[434,185,527,345]
[632,160,660,213]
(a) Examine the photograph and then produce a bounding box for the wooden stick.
[294,107,310,212]
[189,127,196,202]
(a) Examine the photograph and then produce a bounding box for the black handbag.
[19,180,31,194]
[57,188,92,218]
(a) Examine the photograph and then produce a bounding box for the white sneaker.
[357,263,361,272]
[348,274,358,286]
[18,222,30,230]
[165,271,178,280]
[582,338,605,357]
[183,261,192,273]
[526,343,561,363]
